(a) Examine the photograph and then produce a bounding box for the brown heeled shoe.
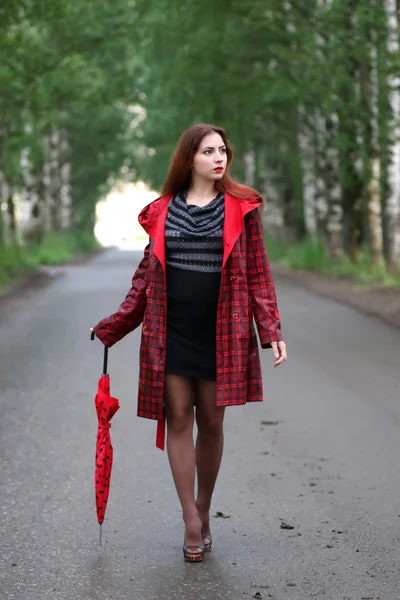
[183,542,205,562]
[183,516,205,562]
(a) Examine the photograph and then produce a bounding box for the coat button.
[143,324,148,332]
[146,286,151,295]
[151,255,156,262]
[232,311,239,319]
[230,274,236,281]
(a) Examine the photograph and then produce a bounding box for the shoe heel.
[183,514,205,562]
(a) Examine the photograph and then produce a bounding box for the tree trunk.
[48,129,62,231]
[6,189,17,246]
[335,0,365,261]
[325,114,344,261]
[290,108,306,240]
[0,172,6,246]
[368,158,384,265]
[312,111,329,239]
[361,18,385,268]
[297,107,317,237]
[256,147,285,238]
[385,0,400,271]
[59,130,71,229]
[243,149,255,187]
[42,135,53,233]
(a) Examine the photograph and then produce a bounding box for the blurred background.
[1,0,400,287]
[2,6,400,599]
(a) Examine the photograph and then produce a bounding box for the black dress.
[164,191,224,381]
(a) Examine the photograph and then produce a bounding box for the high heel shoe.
[183,516,205,562]
[197,508,212,551]
[204,533,212,552]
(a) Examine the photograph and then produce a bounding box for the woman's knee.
[167,406,193,434]
[196,413,224,437]
[164,374,194,434]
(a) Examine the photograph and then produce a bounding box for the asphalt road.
[1,248,400,600]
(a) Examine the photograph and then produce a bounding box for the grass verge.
[266,237,400,288]
[0,230,100,291]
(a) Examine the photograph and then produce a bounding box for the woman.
[92,123,287,562]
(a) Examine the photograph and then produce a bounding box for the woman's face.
[192,132,228,182]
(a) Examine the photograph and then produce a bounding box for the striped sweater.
[165,190,225,273]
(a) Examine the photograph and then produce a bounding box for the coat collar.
[138,192,262,272]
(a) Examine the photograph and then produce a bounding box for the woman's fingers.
[272,341,287,367]
[271,341,280,359]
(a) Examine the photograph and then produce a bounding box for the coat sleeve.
[92,243,150,347]
[245,208,283,349]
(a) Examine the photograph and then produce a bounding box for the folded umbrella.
[91,332,120,545]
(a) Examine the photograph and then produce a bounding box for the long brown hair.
[161,124,262,203]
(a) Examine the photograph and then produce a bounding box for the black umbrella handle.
[90,329,108,375]
[103,346,108,376]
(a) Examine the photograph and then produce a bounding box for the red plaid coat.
[93,193,283,448]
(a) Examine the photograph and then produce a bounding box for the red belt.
[156,416,165,451]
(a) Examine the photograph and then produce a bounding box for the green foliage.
[31,230,99,265]
[0,0,141,223]
[0,245,34,285]
[264,237,289,263]
[0,230,99,289]
[286,239,329,272]
[266,235,328,271]
[324,250,400,286]
[268,236,400,286]
[2,0,400,285]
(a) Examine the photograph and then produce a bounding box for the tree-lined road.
[1,249,400,600]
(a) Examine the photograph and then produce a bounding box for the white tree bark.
[48,128,61,230]
[257,149,284,235]
[325,113,343,261]
[59,130,71,229]
[385,0,400,269]
[243,150,255,187]
[313,110,329,239]
[367,45,384,266]
[42,135,53,232]
[0,171,9,244]
[297,106,317,236]
[368,158,384,264]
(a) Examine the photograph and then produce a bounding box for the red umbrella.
[92,334,120,544]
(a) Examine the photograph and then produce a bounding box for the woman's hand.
[271,340,287,367]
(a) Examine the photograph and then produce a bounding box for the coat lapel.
[223,193,261,269]
[139,194,172,275]
[139,192,261,273]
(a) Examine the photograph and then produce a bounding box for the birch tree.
[385,0,400,270]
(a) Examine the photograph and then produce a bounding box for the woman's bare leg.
[194,379,225,537]
[165,374,203,551]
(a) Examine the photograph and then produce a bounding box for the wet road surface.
[1,248,400,600]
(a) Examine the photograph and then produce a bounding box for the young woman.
[92,123,287,563]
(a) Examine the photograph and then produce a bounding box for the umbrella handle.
[103,346,108,376]
[90,329,108,375]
